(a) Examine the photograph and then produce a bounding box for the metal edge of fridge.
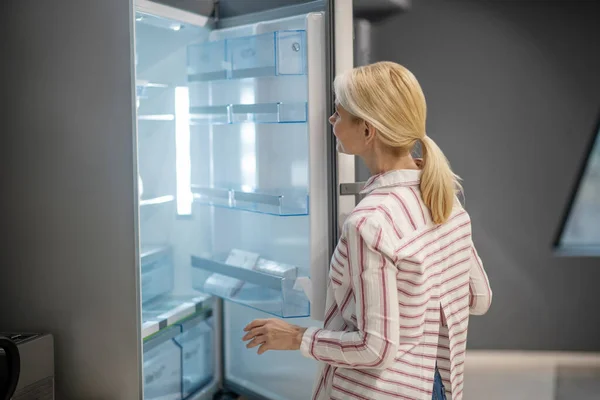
[130,1,144,398]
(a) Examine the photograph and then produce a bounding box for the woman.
[242,61,492,400]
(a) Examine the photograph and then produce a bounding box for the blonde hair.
[334,61,461,225]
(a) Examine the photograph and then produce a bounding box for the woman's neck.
[362,152,419,175]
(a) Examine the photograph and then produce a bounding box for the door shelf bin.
[189,105,231,125]
[191,255,310,318]
[143,311,214,400]
[187,30,306,82]
[186,40,228,82]
[191,185,309,216]
[189,102,307,125]
[141,245,174,305]
[231,102,307,124]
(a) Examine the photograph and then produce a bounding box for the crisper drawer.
[175,315,215,398]
[143,326,183,400]
[141,246,174,304]
[143,311,214,400]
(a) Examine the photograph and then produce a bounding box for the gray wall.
[359,0,600,350]
[0,1,141,398]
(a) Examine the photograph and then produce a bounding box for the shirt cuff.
[300,326,321,359]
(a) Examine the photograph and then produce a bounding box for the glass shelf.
[189,102,307,125]
[187,30,306,82]
[140,195,175,207]
[191,254,310,318]
[141,245,172,261]
[142,293,213,340]
[137,114,175,122]
[191,185,308,216]
[136,80,169,100]
[143,310,214,400]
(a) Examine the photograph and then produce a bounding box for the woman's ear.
[364,121,376,143]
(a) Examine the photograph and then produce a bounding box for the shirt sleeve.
[468,244,492,315]
[300,216,399,370]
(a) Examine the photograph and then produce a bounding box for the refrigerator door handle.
[339,182,367,196]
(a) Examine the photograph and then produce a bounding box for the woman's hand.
[242,318,307,355]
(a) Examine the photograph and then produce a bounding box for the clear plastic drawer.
[175,315,215,398]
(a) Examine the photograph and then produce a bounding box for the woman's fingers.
[242,326,266,341]
[244,319,269,332]
[246,334,266,349]
[257,343,271,355]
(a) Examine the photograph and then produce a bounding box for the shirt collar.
[360,169,422,194]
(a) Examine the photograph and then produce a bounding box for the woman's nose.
[328,114,335,125]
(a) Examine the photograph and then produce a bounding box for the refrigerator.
[1,0,406,398]
[133,1,356,399]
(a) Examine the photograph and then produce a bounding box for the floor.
[462,351,600,400]
[235,351,600,400]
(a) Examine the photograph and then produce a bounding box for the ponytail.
[332,61,460,223]
[420,136,462,225]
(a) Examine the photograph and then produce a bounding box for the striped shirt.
[300,169,492,400]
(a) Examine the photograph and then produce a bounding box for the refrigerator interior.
[135,3,329,399]
[135,11,218,400]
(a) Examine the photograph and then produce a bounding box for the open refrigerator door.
[133,1,354,399]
